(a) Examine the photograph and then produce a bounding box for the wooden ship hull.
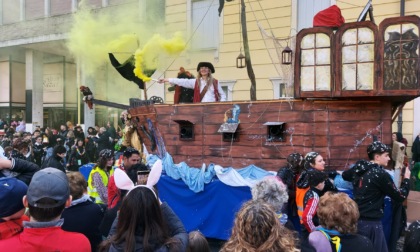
[129,99,390,172]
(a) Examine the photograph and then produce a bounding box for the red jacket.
[107,166,125,209]
[0,226,91,252]
[0,215,29,240]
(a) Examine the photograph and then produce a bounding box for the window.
[26,0,44,20]
[219,80,235,101]
[145,0,165,26]
[191,0,219,50]
[2,0,20,24]
[173,120,194,141]
[270,77,293,99]
[300,33,331,91]
[297,0,331,31]
[341,27,375,91]
[264,122,285,142]
[294,27,334,98]
[51,0,72,16]
[383,23,419,90]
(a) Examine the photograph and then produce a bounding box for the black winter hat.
[367,141,391,156]
[308,170,327,187]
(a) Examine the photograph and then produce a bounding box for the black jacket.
[41,155,66,173]
[342,160,410,220]
[94,132,111,154]
[0,158,39,185]
[412,136,420,163]
[32,143,45,167]
[297,168,337,193]
[67,146,89,172]
[62,199,105,252]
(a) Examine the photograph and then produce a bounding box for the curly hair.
[317,192,359,234]
[251,177,288,212]
[221,200,296,252]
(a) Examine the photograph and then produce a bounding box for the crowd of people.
[0,115,420,252]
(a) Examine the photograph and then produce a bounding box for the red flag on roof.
[313,5,345,28]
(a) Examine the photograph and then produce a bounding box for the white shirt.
[168,77,227,102]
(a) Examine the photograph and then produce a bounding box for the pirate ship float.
[82,15,420,172]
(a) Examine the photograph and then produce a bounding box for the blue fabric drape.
[157,175,251,240]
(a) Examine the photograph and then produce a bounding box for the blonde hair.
[221,200,296,252]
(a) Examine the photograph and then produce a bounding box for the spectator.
[86,126,97,162]
[342,141,410,252]
[62,172,104,252]
[412,132,420,165]
[43,128,56,159]
[404,220,420,252]
[0,168,90,251]
[296,152,337,222]
[32,136,45,167]
[106,122,117,142]
[0,146,5,159]
[412,162,420,191]
[277,152,304,232]
[67,138,89,172]
[88,149,114,205]
[15,120,26,133]
[65,130,76,154]
[107,147,141,209]
[99,186,188,251]
[0,119,5,130]
[41,145,67,173]
[301,170,327,238]
[10,137,32,162]
[66,121,74,131]
[392,132,408,147]
[59,124,68,139]
[31,130,41,144]
[94,127,112,158]
[221,200,296,252]
[0,177,29,240]
[187,230,210,252]
[309,192,373,252]
[251,176,293,230]
[74,125,85,140]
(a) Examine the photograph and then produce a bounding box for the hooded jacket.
[296,168,337,192]
[342,160,410,220]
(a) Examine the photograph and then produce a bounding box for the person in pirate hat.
[158,62,226,103]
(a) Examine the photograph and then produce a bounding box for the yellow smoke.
[134,33,186,81]
[67,0,186,78]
